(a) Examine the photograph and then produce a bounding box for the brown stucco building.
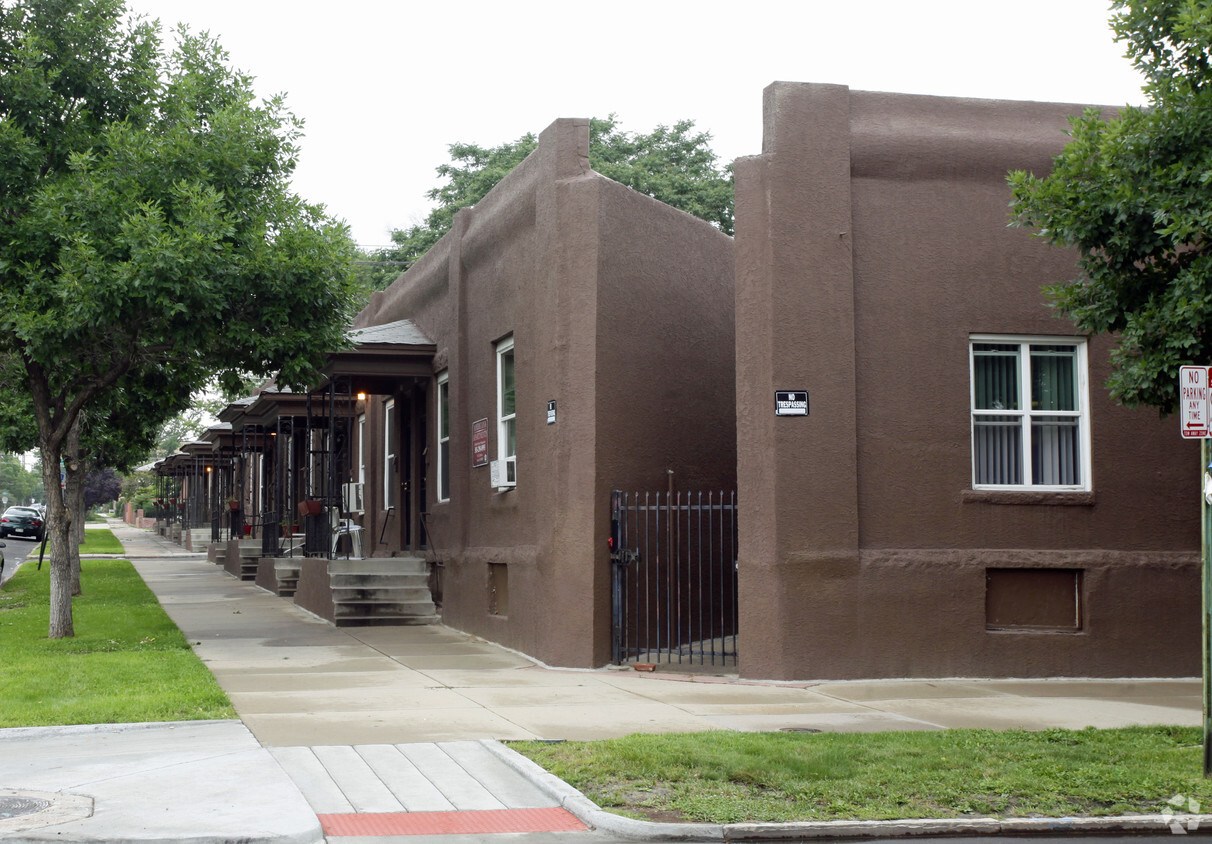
[349,117,736,667]
[156,82,1199,683]
[734,82,1198,680]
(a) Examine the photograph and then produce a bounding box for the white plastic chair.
[331,510,363,558]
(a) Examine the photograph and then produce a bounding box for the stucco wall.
[735,82,1199,680]
[354,118,735,668]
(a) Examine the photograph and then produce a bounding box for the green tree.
[0,452,39,505]
[0,0,358,637]
[1008,0,1212,413]
[366,115,734,286]
[83,466,121,510]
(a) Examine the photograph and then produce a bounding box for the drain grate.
[779,727,822,733]
[0,795,51,819]
[0,790,94,833]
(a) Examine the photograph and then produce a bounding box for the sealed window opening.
[986,568,1082,631]
[488,562,509,616]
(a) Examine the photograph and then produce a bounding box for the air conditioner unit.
[489,458,516,490]
[342,482,365,513]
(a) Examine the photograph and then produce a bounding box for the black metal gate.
[610,490,738,668]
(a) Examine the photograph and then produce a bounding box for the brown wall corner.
[294,558,336,624]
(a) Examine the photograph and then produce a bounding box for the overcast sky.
[122,0,1147,248]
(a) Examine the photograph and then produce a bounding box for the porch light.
[356,392,367,401]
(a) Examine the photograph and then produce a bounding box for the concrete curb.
[479,740,1210,841]
[479,740,722,841]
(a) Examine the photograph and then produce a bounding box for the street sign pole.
[1204,438,1212,777]
[1179,366,1212,775]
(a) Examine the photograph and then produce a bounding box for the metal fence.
[610,490,738,668]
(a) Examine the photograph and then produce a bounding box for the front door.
[396,382,429,554]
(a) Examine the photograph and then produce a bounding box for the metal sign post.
[1181,366,1212,776]
[1204,437,1212,777]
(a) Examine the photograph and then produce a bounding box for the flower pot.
[298,500,323,517]
[227,501,240,511]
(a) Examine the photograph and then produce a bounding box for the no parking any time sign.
[1181,365,1212,438]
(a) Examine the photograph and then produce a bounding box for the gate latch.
[610,547,639,566]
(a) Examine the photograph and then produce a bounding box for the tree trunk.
[41,449,73,639]
[66,421,84,596]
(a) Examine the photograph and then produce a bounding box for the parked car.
[0,506,45,541]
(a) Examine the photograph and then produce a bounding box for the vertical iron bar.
[1203,438,1211,777]
[643,491,652,662]
[665,489,672,662]
[707,492,712,664]
[717,492,727,664]
[729,490,737,660]
[628,491,637,662]
[697,490,706,664]
[611,490,620,665]
[673,490,681,664]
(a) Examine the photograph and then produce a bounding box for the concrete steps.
[274,559,300,597]
[330,557,438,626]
[185,528,210,553]
[237,540,260,581]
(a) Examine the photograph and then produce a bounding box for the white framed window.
[436,371,450,502]
[495,336,516,488]
[338,412,367,514]
[357,413,366,486]
[970,335,1091,490]
[384,399,397,509]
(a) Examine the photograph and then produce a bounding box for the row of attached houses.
[142,81,1199,681]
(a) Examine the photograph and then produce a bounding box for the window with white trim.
[970,336,1090,490]
[357,413,366,486]
[384,399,397,509]
[436,371,450,502]
[496,336,516,487]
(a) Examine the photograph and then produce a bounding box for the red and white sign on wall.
[472,418,489,466]
[1180,365,1212,438]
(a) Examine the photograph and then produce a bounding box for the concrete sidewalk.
[0,520,1204,842]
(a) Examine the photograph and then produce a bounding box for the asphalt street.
[0,534,42,586]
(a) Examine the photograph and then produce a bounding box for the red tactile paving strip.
[319,807,588,837]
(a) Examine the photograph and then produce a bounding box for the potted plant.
[226,498,240,511]
[297,499,323,517]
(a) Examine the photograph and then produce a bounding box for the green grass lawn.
[0,557,234,727]
[512,727,1212,824]
[78,527,125,555]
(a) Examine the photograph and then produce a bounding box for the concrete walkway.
[0,520,1204,842]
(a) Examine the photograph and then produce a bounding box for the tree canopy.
[0,452,42,505]
[83,466,120,510]
[0,0,358,636]
[1008,0,1212,413]
[360,115,734,290]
